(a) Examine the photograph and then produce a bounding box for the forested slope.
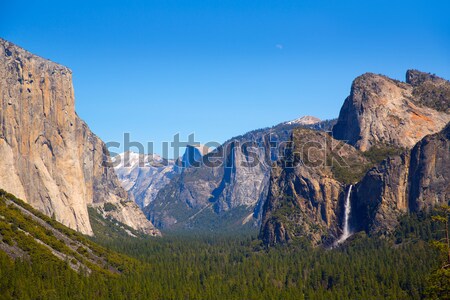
[1,187,448,299]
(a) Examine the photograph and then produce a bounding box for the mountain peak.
[284,115,321,126]
[0,37,72,74]
[186,144,211,155]
[333,70,450,151]
[406,69,447,86]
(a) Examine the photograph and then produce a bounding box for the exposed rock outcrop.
[261,70,449,246]
[333,71,450,151]
[408,123,449,209]
[352,123,450,234]
[259,128,369,246]
[0,38,159,236]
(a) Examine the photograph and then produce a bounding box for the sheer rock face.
[260,123,449,247]
[0,38,159,236]
[259,129,369,246]
[351,154,411,234]
[352,123,450,234]
[333,71,450,151]
[408,124,450,210]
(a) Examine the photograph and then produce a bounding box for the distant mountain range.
[114,116,336,231]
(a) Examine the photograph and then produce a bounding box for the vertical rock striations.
[351,154,411,234]
[408,124,450,210]
[352,123,450,235]
[259,128,369,246]
[0,38,159,236]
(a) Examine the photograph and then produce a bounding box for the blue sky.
[1,0,450,156]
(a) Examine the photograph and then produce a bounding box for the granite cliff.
[261,70,449,246]
[333,70,450,235]
[0,38,159,236]
[352,123,449,235]
[333,71,450,151]
[259,128,369,246]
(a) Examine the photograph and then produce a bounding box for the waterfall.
[335,185,353,245]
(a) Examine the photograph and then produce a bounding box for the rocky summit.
[333,71,450,151]
[110,68,449,245]
[0,39,159,236]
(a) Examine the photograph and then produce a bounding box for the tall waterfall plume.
[335,185,353,245]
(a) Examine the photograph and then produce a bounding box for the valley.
[0,23,449,299]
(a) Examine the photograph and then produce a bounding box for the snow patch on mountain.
[113,152,177,208]
[284,116,321,126]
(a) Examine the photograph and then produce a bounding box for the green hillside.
[1,189,449,299]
